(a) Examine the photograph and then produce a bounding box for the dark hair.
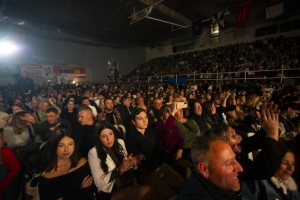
[165,94,173,102]
[104,98,113,103]
[205,124,229,141]
[203,100,214,114]
[13,103,25,110]
[68,95,80,104]
[15,97,24,104]
[188,100,199,116]
[157,104,171,122]
[131,107,147,120]
[120,96,130,104]
[67,99,75,104]
[81,96,89,101]
[44,123,81,172]
[46,107,59,114]
[93,121,125,173]
[284,103,300,111]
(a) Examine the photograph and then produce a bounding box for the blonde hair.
[245,95,259,107]
[9,111,34,135]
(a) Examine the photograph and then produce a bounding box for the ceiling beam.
[139,0,191,25]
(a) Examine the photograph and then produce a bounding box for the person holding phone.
[174,103,200,150]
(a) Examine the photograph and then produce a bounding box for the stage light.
[0,41,19,55]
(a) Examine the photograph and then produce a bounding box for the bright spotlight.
[0,41,19,55]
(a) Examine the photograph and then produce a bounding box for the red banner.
[235,2,250,26]
[53,66,86,78]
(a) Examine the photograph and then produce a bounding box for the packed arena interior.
[1,0,300,200]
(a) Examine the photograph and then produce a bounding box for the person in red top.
[0,146,21,199]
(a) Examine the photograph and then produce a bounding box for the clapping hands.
[119,153,145,173]
[256,101,280,141]
[131,153,145,165]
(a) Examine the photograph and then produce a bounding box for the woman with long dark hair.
[56,93,65,108]
[202,100,223,129]
[38,124,95,200]
[88,121,157,200]
[164,94,173,105]
[188,100,209,134]
[60,100,79,130]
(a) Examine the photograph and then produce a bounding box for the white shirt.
[88,139,127,193]
[89,105,98,117]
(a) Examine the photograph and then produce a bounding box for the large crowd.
[126,35,300,81]
[0,34,299,200]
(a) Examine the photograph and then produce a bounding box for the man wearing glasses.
[33,107,70,142]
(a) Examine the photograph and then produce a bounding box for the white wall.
[146,15,300,61]
[0,30,146,84]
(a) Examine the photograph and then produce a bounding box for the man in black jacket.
[178,135,243,200]
[74,105,96,158]
[126,107,185,200]
[178,102,288,199]
[278,102,300,141]
[118,96,132,135]
[33,107,70,142]
[15,71,35,101]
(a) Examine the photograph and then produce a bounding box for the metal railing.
[114,68,300,84]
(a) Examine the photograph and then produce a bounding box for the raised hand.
[20,113,36,125]
[48,98,54,105]
[256,101,280,141]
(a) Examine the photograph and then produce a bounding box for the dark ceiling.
[1,0,300,48]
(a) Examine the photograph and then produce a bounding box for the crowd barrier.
[112,68,300,84]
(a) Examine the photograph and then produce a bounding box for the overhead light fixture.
[18,20,25,25]
[0,41,19,56]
